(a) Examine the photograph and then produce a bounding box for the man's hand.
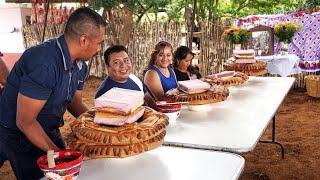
[16,93,60,152]
[67,90,88,118]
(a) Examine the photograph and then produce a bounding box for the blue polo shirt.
[0,35,87,132]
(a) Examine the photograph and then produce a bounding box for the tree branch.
[135,3,154,24]
[237,0,249,12]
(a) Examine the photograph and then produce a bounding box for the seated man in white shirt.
[95,45,157,110]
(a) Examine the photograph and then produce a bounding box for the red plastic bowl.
[37,150,83,179]
[156,101,182,113]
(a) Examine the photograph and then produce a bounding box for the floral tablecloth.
[238,10,320,72]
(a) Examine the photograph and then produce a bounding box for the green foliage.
[88,0,318,23]
[274,22,302,43]
[299,0,320,10]
[223,27,252,44]
[90,0,135,11]
[165,0,185,21]
[89,0,168,21]
[220,0,306,18]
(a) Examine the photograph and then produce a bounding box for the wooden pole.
[189,0,197,49]
[42,0,50,42]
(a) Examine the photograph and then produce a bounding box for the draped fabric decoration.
[238,10,320,72]
[31,0,75,24]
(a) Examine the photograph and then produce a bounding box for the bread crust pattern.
[67,107,169,158]
[202,72,249,87]
[163,85,229,105]
[68,131,165,158]
[223,60,268,76]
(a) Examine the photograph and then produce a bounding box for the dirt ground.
[1,77,320,180]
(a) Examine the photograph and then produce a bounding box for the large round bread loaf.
[223,60,267,76]
[69,107,169,146]
[163,85,229,105]
[68,131,165,158]
[202,72,249,87]
[67,107,169,158]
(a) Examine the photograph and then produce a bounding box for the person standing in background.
[0,7,106,179]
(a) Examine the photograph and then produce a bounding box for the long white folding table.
[74,146,244,180]
[164,77,295,157]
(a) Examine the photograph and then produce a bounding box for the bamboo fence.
[199,20,233,76]
[128,21,183,78]
[21,21,312,88]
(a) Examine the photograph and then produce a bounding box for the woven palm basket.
[305,75,320,98]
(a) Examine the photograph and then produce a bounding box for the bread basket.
[305,75,320,98]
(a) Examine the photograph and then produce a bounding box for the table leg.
[259,116,285,158]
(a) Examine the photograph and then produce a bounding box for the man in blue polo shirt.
[0,51,9,96]
[95,45,157,110]
[0,51,10,167]
[0,7,106,179]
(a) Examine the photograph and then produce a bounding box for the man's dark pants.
[0,125,66,180]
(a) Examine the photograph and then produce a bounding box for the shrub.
[223,27,252,45]
[274,22,302,44]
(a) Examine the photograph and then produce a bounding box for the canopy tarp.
[238,10,320,72]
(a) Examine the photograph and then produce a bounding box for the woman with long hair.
[143,41,178,101]
[173,46,201,81]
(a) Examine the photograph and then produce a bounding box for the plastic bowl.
[156,101,182,113]
[37,150,83,180]
[187,104,211,112]
[156,101,182,123]
[163,111,181,123]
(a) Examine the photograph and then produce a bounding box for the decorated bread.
[68,131,165,159]
[163,85,229,105]
[233,49,255,58]
[94,87,145,126]
[206,71,236,79]
[67,107,169,158]
[69,107,168,145]
[223,60,267,76]
[233,49,257,63]
[178,79,211,94]
[203,72,249,87]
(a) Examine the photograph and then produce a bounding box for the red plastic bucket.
[37,150,83,179]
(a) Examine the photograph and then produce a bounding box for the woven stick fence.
[22,21,311,88]
[128,21,183,78]
[199,20,233,76]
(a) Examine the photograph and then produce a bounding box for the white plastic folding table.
[71,146,244,180]
[164,77,295,158]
